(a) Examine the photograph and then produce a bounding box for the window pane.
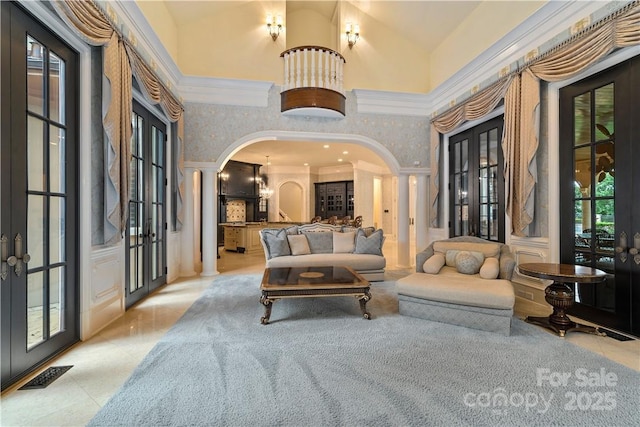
[28,195,45,269]
[479,168,488,203]
[574,146,591,190]
[27,36,45,116]
[28,116,45,192]
[461,139,468,172]
[595,142,614,196]
[479,132,487,167]
[454,143,461,173]
[50,125,66,193]
[594,83,614,141]
[27,271,44,349]
[49,51,66,124]
[488,128,498,165]
[49,266,65,337]
[50,196,65,264]
[574,92,591,145]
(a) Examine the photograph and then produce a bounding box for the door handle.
[1,234,8,281]
[6,233,30,277]
[631,232,640,265]
[615,231,628,263]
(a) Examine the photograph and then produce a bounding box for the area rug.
[89,274,639,426]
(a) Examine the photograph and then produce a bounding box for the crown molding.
[180,76,273,107]
[109,0,182,88]
[428,0,616,113]
[353,89,431,116]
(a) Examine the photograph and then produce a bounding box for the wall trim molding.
[180,76,273,107]
[353,89,432,116]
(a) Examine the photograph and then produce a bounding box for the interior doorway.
[279,181,303,222]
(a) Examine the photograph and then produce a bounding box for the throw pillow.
[262,228,291,259]
[333,231,356,253]
[287,234,311,256]
[423,253,445,274]
[454,251,485,275]
[354,228,383,256]
[480,257,500,279]
[445,250,459,267]
[303,231,333,253]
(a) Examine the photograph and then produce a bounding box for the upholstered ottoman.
[396,270,515,335]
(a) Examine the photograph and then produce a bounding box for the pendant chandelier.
[260,156,274,200]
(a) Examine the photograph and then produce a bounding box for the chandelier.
[260,156,274,199]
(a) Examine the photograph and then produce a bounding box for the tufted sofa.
[259,223,386,281]
[395,236,516,335]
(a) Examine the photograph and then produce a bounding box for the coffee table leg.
[260,294,273,325]
[359,290,372,320]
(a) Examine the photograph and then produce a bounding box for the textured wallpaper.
[184,86,430,169]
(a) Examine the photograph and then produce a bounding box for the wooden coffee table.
[260,266,372,324]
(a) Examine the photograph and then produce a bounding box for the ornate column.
[397,173,411,268]
[180,167,196,276]
[201,169,219,276]
[193,171,201,272]
[415,173,429,252]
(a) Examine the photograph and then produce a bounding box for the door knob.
[6,233,30,277]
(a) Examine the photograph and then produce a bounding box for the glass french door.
[449,116,505,242]
[125,100,166,308]
[560,54,640,335]
[1,3,78,389]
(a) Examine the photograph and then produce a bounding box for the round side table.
[518,263,607,337]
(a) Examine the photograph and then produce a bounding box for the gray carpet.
[89,274,639,426]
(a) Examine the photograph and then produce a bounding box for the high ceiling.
[162,0,482,55]
[157,1,484,170]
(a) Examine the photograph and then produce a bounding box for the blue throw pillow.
[302,231,333,254]
[354,229,383,255]
[262,228,291,259]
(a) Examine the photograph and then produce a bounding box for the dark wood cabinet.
[315,180,354,219]
[218,160,262,227]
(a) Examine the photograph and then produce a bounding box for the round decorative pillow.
[455,250,484,275]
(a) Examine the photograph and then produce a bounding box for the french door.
[449,116,505,242]
[1,3,78,389]
[559,55,640,335]
[125,100,166,308]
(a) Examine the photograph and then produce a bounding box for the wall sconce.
[267,14,283,41]
[345,23,359,49]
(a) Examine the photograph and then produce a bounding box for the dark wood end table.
[259,266,372,324]
[518,263,607,337]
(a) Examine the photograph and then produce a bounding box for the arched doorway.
[278,181,303,222]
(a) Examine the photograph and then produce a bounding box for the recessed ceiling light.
[338,158,343,162]
[323,144,330,149]
[303,163,309,166]
[343,151,348,154]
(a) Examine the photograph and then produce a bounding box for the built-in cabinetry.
[314,180,354,219]
[218,160,268,245]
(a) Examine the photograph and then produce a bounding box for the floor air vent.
[19,365,73,390]
[600,329,635,342]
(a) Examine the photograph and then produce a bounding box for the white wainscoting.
[167,231,182,283]
[81,243,125,340]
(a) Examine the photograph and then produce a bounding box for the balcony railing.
[280,46,346,118]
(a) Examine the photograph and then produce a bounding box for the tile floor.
[1,242,638,426]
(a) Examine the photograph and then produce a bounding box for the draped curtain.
[430,0,640,235]
[53,0,185,242]
[429,76,513,227]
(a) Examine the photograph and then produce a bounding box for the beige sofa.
[395,236,516,335]
[259,223,386,281]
